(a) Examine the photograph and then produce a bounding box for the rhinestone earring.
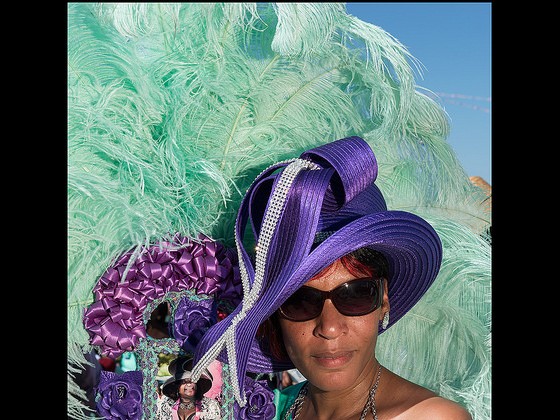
[381,311,390,329]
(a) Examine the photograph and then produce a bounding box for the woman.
[270,248,472,419]
[157,356,221,420]
[191,137,473,419]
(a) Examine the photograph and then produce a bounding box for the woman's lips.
[311,351,353,368]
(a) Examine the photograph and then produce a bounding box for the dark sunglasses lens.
[333,279,381,316]
[280,287,323,321]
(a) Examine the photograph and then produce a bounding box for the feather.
[270,3,347,56]
[377,219,491,419]
[68,3,491,419]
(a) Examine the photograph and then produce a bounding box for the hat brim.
[242,209,442,372]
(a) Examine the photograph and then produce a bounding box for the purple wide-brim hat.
[193,136,442,403]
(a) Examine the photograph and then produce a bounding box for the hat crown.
[168,357,193,378]
[248,136,383,243]
[243,136,388,275]
[301,136,388,235]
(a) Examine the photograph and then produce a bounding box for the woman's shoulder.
[201,396,221,407]
[382,370,472,419]
[404,396,473,420]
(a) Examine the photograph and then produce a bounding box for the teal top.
[273,381,307,420]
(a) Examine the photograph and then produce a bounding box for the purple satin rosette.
[173,295,217,353]
[96,370,143,420]
[83,233,242,358]
[234,376,276,419]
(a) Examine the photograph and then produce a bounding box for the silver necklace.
[285,364,382,420]
[178,399,196,410]
[360,364,382,420]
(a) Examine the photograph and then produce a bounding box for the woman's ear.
[381,278,390,313]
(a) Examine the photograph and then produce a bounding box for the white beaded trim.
[191,157,319,406]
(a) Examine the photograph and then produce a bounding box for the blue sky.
[346,2,492,184]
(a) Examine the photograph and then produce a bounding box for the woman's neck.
[305,360,382,419]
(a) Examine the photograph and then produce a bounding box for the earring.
[381,312,389,329]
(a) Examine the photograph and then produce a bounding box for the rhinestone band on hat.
[191,158,319,406]
[236,158,297,293]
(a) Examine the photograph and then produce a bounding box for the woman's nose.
[313,298,348,339]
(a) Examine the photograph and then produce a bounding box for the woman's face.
[278,260,388,392]
[178,379,197,399]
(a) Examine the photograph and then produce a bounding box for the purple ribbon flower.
[173,295,217,353]
[96,370,143,420]
[83,233,242,358]
[234,376,276,419]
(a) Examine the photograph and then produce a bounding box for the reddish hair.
[257,248,388,362]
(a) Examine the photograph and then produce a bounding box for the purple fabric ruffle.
[173,294,217,353]
[234,376,276,420]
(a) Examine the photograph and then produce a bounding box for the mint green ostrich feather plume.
[376,218,491,420]
[68,3,490,419]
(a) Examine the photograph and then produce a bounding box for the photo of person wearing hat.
[157,356,221,420]
[191,136,473,419]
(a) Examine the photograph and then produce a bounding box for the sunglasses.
[278,277,384,322]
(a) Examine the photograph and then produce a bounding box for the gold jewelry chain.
[285,364,383,420]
